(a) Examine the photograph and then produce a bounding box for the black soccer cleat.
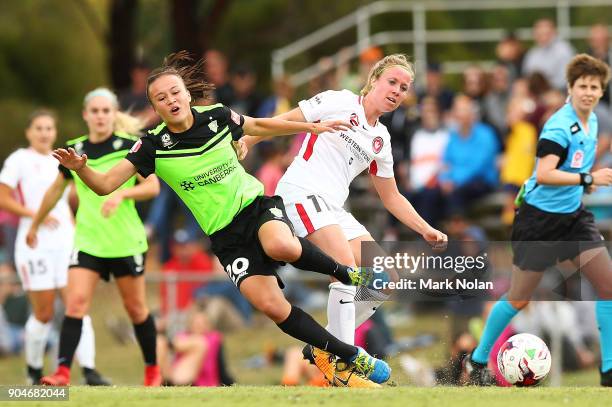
[462,352,495,386]
[601,368,612,387]
[26,365,42,385]
[83,368,112,386]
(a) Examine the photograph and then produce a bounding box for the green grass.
[5,386,612,407]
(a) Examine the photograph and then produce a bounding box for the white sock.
[25,315,52,369]
[355,287,389,327]
[75,315,95,369]
[325,282,356,345]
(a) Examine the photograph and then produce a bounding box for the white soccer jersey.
[0,148,74,252]
[278,89,394,207]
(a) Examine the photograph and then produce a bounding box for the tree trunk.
[109,0,138,91]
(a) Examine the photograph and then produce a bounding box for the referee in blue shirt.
[464,54,612,386]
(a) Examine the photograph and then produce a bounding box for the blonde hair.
[83,87,144,135]
[360,54,415,96]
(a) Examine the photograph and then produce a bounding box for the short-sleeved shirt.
[524,103,599,213]
[126,104,263,235]
[278,89,394,207]
[0,148,74,252]
[60,133,148,258]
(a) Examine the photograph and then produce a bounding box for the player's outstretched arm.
[242,108,307,150]
[242,115,350,139]
[52,148,138,196]
[0,183,36,218]
[536,154,612,186]
[371,175,447,248]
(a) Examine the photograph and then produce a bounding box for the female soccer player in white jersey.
[0,110,107,385]
[243,54,447,386]
[26,90,161,386]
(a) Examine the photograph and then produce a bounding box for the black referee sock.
[133,314,157,366]
[58,316,83,368]
[290,237,354,285]
[277,305,358,361]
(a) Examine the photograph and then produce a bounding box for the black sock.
[58,316,83,368]
[277,305,357,361]
[290,237,353,285]
[133,314,157,366]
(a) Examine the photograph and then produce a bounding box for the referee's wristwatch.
[580,172,593,187]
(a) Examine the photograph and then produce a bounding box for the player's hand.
[422,227,448,251]
[101,192,124,218]
[42,215,59,229]
[232,139,248,161]
[52,148,88,171]
[314,120,352,134]
[592,168,612,186]
[26,226,38,248]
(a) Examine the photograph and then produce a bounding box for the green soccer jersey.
[126,104,264,235]
[60,133,148,257]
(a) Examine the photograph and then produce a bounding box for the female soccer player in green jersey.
[27,88,162,386]
[52,52,392,385]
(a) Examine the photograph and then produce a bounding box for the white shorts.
[276,182,368,240]
[14,246,71,291]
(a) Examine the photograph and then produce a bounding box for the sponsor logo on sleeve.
[129,139,142,153]
[230,110,241,125]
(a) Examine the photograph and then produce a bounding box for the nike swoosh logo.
[334,375,350,386]
[339,299,354,304]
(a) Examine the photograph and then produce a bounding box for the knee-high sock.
[472,297,519,364]
[58,316,83,368]
[25,316,52,369]
[325,282,356,345]
[354,286,390,327]
[277,305,357,361]
[596,300,612,372]
[133,314,157,366]
[75,315,95,369]
[290,237,354,285]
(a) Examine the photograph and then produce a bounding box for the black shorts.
[511,202,605,271]
[210,195,294,289]
[69,250,146,282]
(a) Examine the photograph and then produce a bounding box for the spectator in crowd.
[228,63,263,117]
[522,18,575,90]
[204,49,234,106]
[462,65,488,116]
[499,97,538,225]
[495,32,525,82]
[438,95,499,219]
[118,62,159,127]
[160,229,215,316]
[483,63,512,142]
[255,141,287,196]
[404,97,449,227]
[256,76,294,118]
[0,208,18,269]
[417,62,455,113]
[157,307,234,386]
[587,23,611,106]
[0,263,25,356]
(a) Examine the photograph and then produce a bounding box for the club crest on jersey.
[161,133,174,148]
[74,142,84,155]
[349,113,359,127]
[208,120,218,133]
[372,136,384,154]
[112,139,123,150]
[269,207,283,219]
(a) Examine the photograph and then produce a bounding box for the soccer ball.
[497,333,551,386]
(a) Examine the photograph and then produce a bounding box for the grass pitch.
[6,386,611,407]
